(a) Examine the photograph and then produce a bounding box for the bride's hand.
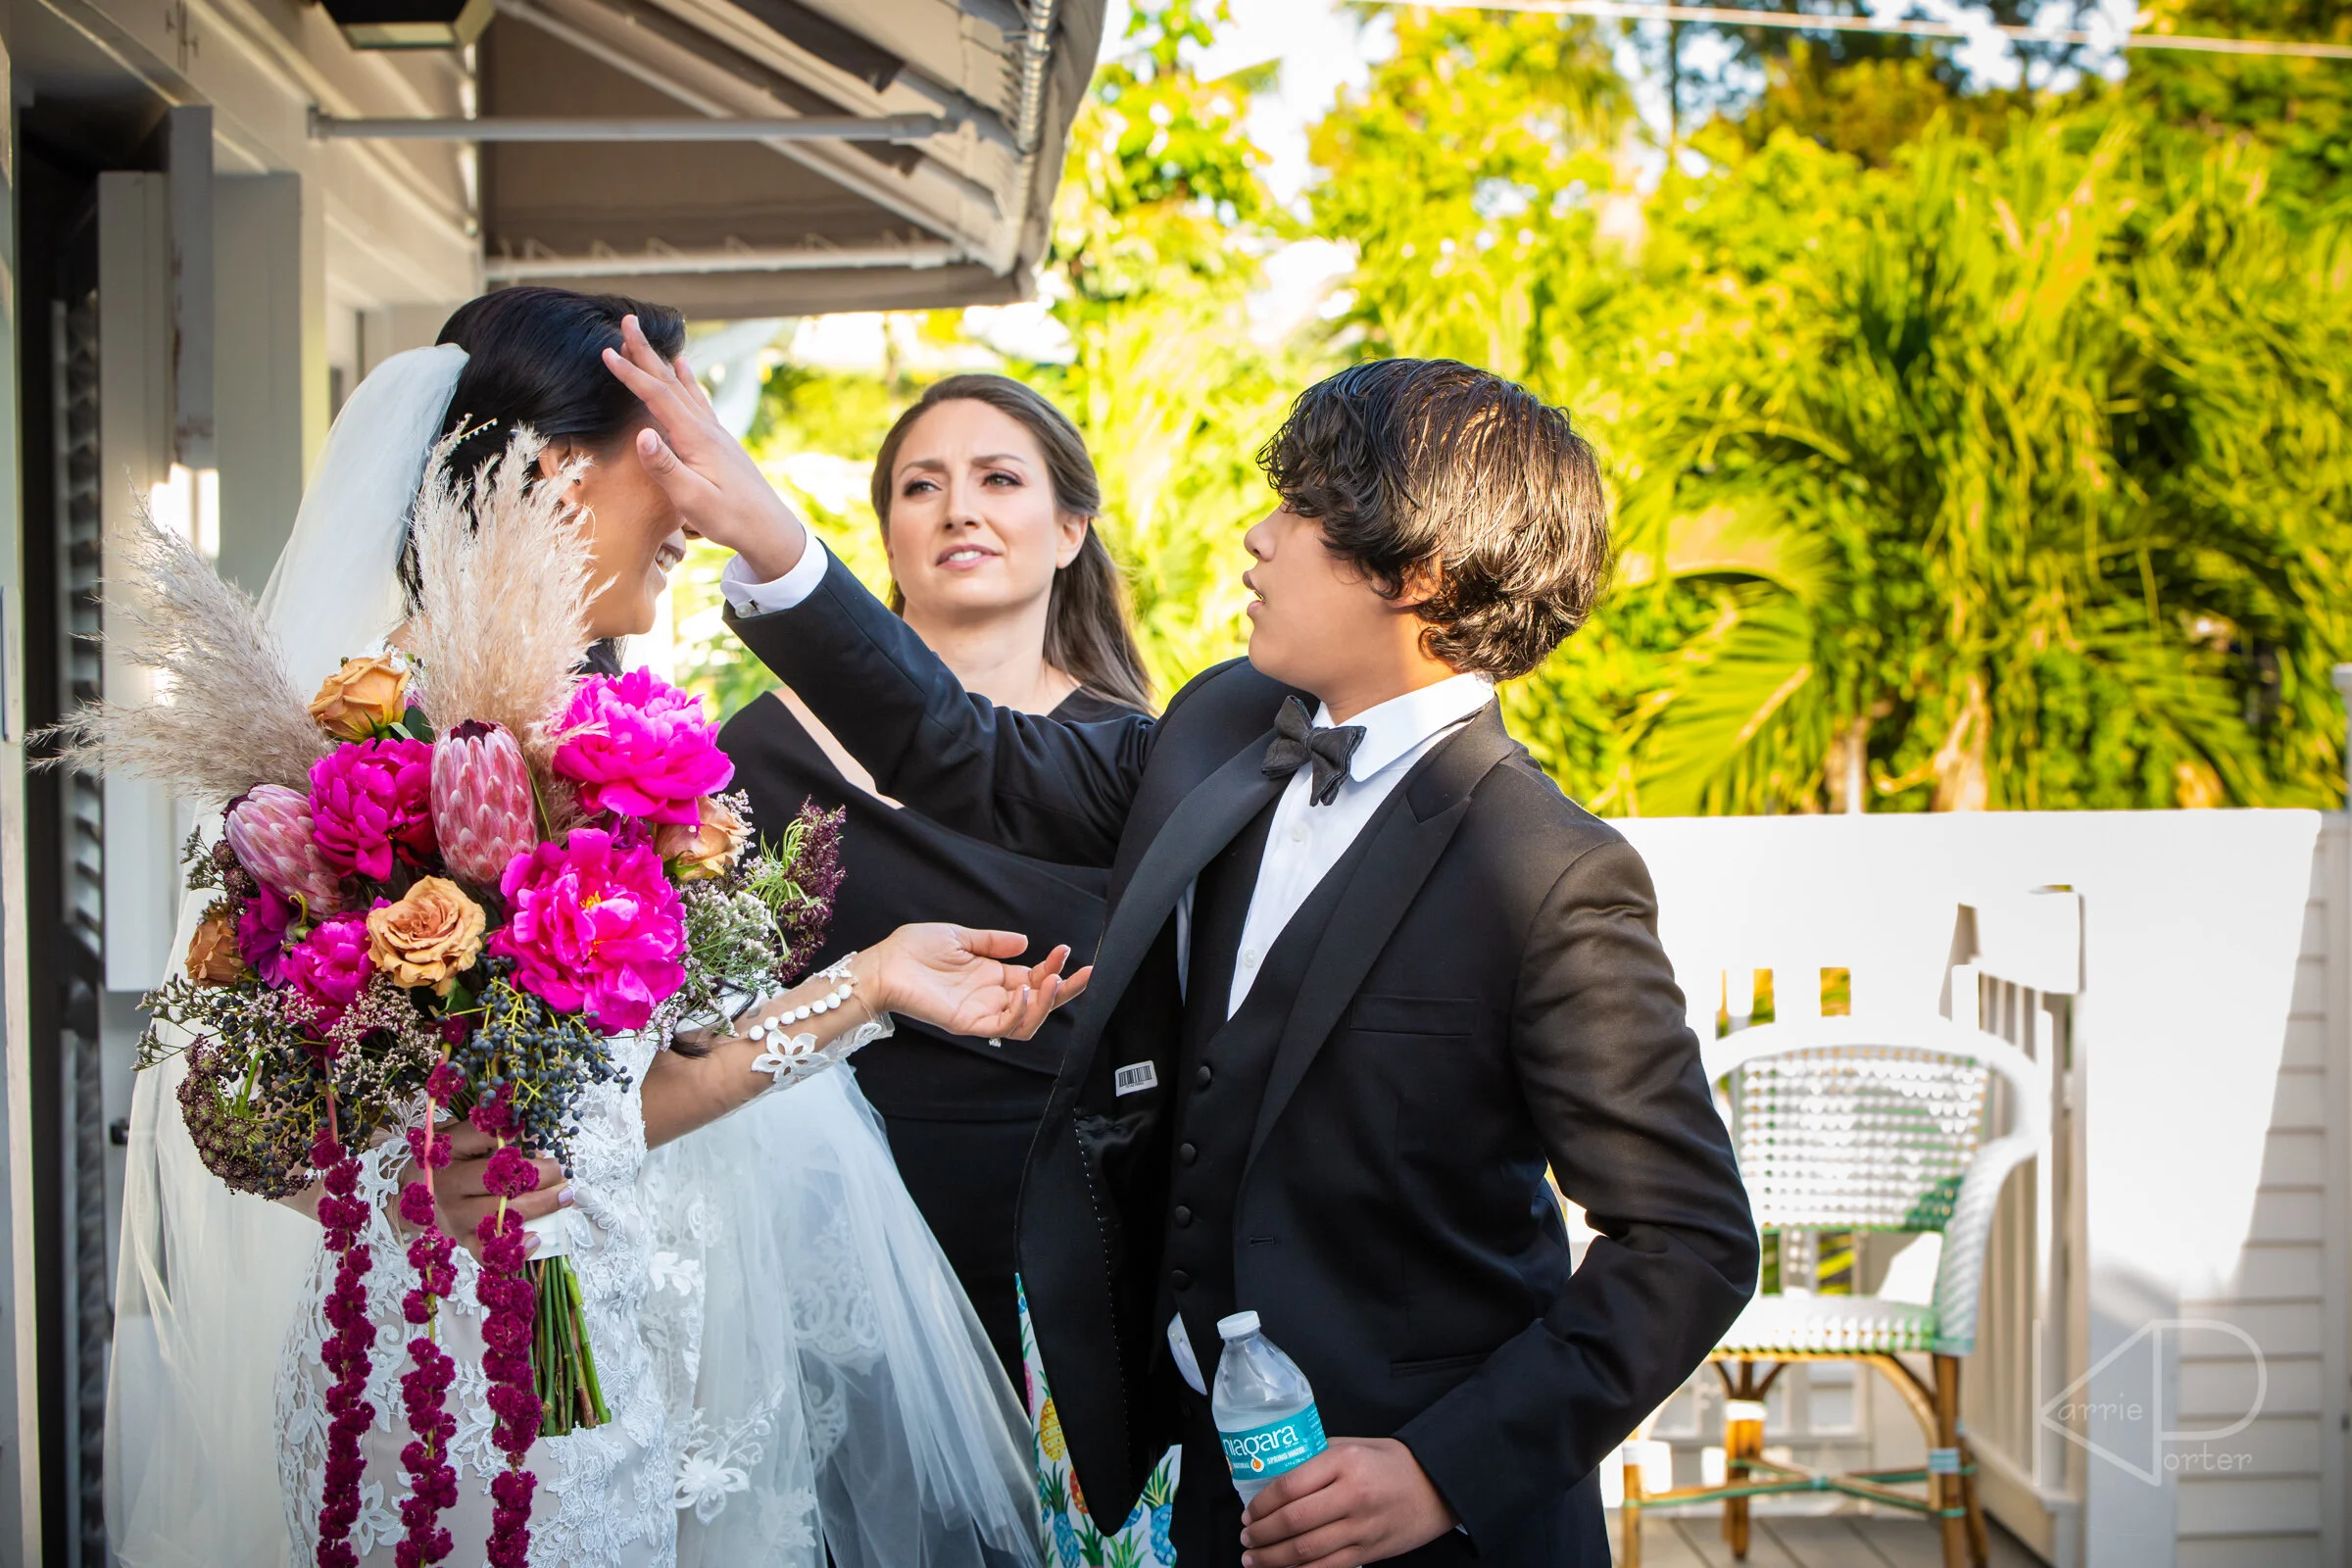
[601,313,809,580]
[394,1119,569,1261]
[863,925,1093,1042]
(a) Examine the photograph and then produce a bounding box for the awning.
[468,0,1104,316]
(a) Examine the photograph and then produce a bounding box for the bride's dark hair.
[399,287,688,613]
[433,285,688,480]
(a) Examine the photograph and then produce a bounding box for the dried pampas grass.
[37,502,328,799]
[405,427,597,816]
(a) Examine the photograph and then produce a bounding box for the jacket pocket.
[1346,994,1480,1038]
[1389,1350,1489,1379]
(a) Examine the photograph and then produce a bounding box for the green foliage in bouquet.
[673,797,846,1026]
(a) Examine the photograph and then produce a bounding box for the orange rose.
[309,654,411,741]
[655,795,749,882]
[366,876,486,995]
[184,914,249,986]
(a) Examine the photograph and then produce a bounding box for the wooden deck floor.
[1608,1510,2047,1568]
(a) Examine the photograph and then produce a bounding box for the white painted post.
[1951,962,1983,1031]
[2332,664,2352,807]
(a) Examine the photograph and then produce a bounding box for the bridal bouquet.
[55,433,840,1568]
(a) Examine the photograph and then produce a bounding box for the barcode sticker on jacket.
[1114,1061,1158,1097]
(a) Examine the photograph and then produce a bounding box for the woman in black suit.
[719,373,1152,1388]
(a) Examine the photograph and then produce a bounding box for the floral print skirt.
[1019,1277,1182,1567]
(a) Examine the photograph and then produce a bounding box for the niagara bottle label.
[1220,1405,1327,1485]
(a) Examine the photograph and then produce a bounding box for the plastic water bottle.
[1211,1310,1327,1505]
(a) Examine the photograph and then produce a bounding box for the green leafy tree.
[1618,116,2352,812]
[1314,11,2352,812]
[2130,0,2352,222]
[1043,0,1309,697]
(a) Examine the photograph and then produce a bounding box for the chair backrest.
[1703,1015,2041,1236]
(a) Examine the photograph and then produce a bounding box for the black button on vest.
[1152,787,1401,1369]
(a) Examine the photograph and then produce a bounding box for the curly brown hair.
[1256,359,1609,680]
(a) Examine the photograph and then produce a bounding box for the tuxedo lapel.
[1245,706,1519,1170]
[1082,735,1284,1022]
[1021,735,1284,1523]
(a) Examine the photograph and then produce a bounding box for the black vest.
[1152,786,1400,1364]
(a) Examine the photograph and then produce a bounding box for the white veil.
[106,344,469,1566]
[651,1068,1045,1568]
[104,343,1041,1567]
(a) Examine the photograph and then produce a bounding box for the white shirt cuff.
[721,533,830,617]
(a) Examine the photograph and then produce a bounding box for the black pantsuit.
[717,686,1136,1387]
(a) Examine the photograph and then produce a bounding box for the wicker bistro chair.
[1619,1014,2045,1568]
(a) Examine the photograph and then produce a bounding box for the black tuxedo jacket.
[728,553,1758,1561]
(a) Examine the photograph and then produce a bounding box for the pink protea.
[224,785,345,912]
[551,669,734,825]
[432,721,538,888]
[489,827,685,1033]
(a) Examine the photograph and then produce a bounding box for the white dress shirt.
[721,534,834,616]
[1179,672,1494,1018]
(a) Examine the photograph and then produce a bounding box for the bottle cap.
[1217,1310,1261,1342]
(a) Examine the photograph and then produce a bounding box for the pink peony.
[311,739,436,882]
[488,828,685,1033]
[286,914,373,1029]
[551,670,733,825]
[235,885,300,986]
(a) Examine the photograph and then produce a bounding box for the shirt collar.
[1314,672,1494,783]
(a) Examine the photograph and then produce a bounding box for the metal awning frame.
[312,110,963,140]
[490,0,1016,271]
[484,239,966,278]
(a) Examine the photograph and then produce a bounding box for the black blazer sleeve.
[724,550,1153,867]
[1395,837,1758,1544]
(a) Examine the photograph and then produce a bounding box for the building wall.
[2172,822,2348,1568]
[0,19,39,1562]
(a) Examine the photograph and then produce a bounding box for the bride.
[104,289,1069,1567]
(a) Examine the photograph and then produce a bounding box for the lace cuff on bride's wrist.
[732,954,894,1090]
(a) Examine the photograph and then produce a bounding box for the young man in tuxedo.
[683,355,1757,1566]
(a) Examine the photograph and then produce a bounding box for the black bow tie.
[1261,697,1365,808]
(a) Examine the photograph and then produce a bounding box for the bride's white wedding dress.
[276,1027,680,1566]
[106,344,1043,1568]
[274,1023,922,1567]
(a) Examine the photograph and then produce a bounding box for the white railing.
[1956,900,2087,1566]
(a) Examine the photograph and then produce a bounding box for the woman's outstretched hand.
[601,313,808,580]
[393,1119,568,1262]
[865,925,1093,1042]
